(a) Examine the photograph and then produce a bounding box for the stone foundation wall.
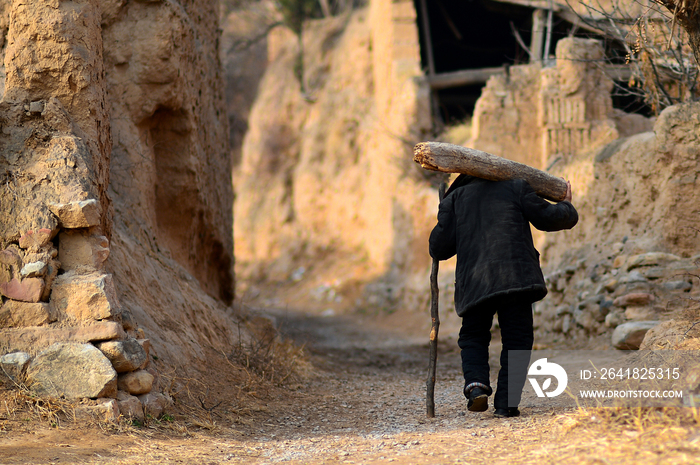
[535,101,700,347]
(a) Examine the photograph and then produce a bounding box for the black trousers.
[458,295,534,409]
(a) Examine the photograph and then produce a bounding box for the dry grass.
[0,308,312,440]
[225,308,312,389]
[0,376,198,438]
[0,368,74,429]
[125,316,314,434]
[17,393,74,427]
[567,405,700,431]
[228,333,310,387]
[535,405,700,464]
[536,300,700,465]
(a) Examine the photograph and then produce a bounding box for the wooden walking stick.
[426,182,446,418]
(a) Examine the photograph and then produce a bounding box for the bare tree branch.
[510,21,533,60]
[227,21,284,53]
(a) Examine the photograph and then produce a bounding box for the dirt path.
[2,308,700,464]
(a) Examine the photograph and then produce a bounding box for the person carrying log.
[424,144,578,418]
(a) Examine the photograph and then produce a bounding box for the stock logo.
[528,358,568,398]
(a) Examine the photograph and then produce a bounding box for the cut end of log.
[413,142,441,171]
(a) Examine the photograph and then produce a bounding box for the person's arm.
[521,180,578,232]
[429,193,457,260]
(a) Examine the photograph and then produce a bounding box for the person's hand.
[563,180,572,203]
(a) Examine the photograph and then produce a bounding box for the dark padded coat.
[429,175,578,317]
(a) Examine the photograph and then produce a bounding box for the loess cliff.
[0,0,245,416]
[234,3,700,350]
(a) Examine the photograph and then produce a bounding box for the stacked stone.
[0,228,59,326]
[536,246,697,350]
[0,200,170,422]
[0,0,178,423]
[1,340,170,423]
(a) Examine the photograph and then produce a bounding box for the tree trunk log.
[414,141,567,202]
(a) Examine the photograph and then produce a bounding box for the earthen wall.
[0,0,239,419]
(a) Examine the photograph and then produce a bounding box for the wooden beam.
[543,7,554,64]
[425,64,634,90]
[426,67,506,89]
[318,0,331,17]
[417,0,443,130]
[413,142,568,202]
[490,0,564,10]
[418,0,436,77]
[531,9,546,63]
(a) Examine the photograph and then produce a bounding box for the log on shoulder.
[413,141,567,202]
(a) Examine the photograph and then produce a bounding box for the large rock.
[26,343,117,399]
[0,300,53,328]
[58,231,110,271]
[96,338,148,373]
[49,200,101,229]
[117,369,154,395]
[0,278,44,303]
[0,352,31,383]
[50,271,121,321]
[0,321,125,355]
[612,321,659,350]
[116,390,145,421]
[138,392,172,418]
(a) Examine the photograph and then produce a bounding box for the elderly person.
[429,174,578,417]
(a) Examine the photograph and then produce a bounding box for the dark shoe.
[494,407,520,418]
[467,387,489,412]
